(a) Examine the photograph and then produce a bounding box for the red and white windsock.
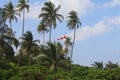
[57,34,67,40]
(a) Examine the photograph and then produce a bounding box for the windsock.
[57,34,67,40]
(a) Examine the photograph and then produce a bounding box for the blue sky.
[0,0,120,66]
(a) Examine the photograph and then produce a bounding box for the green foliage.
[39,1,64,42]
[105,61,119,68]
[38,42,70,71]
[66,10,81,61]
[0,58,120,80]
[0,59,19,80]
[0,1,120,80]
[13,64,48,80]
[0,58,11,70]
[91,61,104,70]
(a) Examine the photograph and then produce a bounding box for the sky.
[0,0,120,66]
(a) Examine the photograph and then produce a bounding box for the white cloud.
[24,0,95,19]
[67,15,120,42]
[67,21,112,41]
[49,0,95,17]
[107,16,120,25]
[102,0,120,8]
[25,2,42,19]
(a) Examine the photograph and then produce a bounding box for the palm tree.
[3,1,19,36]
[64,37,72,56]
[0,40,14,59]
[17,0,29,65]
[105,61,119,68]
[39,1,64,42]
[64,37,72,69]
[0,8,6,37]
[0,25,19,59]
[67,11,81,60]
[37,21,48,45]
[21,31,39,65]
[91,61,104,70]
[64,37,72,47]
[39,42,69,71]
[17,0,29,41]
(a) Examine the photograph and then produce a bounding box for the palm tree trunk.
[18,9,25,65]
[18,9,25,66]
[0,25,3,40]
[22,9,25,42]
[70,26,76,60]
[29,74,32,80]
[70,26,76,71]
[10,21,12,36]
[9,21,12,44]
[49,25,52,42]
[43,31,45,45]
[18,54,21,66]
[29,55,30,65]
[0,20,5,40]
[18,54,21,65]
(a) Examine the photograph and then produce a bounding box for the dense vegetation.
[0,0,120,80]
[0,58,120,80]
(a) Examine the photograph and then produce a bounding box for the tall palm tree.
[91,61,104,70]
[39,42,69,71]
[21,31,39,65]
[3,1,19,36]
[39,1,64,42]
[17,0,29,41]
[37,21,48,45]
[67,11,81,60]
[0,8,6,40]
[17,0,29,65]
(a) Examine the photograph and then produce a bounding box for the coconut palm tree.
[0,8,6,37]
[39,42,69,71]
[0,40,14,59]
[91,61,104,70]
[21,31,39,65]
[39,1,64,42]
[64,37,72,69]
[105,61,119,68]
[3,1,19,36]
[64,37,72,56]
[17,0,29,65]
[67,11,81,60]
[64,37,72,48]
[37,21,48,45]
[0,25,19,59]
[17,0,29,40]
